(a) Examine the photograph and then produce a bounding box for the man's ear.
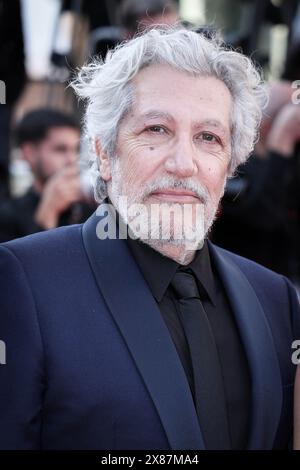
[21,143,37,167]
[95,138,112,182]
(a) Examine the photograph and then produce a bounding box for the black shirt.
[126,234,251,449]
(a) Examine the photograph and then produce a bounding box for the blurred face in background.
[137,10,178,32]
[22,126,80,186]
[123,3,179,38]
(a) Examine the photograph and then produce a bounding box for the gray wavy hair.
[71,26,267,202]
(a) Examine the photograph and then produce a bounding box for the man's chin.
[144,194,203,207]
[135,235,205,265]
[111,193,210,250]
[128,223,205,251]
[144,237,205,251]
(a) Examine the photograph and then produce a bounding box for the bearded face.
[99,65,231,263]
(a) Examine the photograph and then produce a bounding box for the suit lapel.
[208,242,283,449]
[82,211,205,450]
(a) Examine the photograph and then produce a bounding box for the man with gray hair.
[0,26,299,450]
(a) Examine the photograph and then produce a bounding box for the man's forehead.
[46,127,80,140]
[130,67,232,129]
[132,63,230,92]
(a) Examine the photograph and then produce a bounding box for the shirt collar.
[126,235,217,306]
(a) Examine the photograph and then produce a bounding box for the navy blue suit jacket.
[0,211,299,450]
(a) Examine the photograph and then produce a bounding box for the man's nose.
[164,136,197,178]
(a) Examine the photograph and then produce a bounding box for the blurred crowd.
[0,0,300,287]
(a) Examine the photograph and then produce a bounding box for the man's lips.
[150,189,200,202]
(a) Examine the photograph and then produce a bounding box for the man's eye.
[201,132,219,143]
[146,126,166,134]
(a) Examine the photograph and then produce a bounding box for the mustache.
[141,176,210,204]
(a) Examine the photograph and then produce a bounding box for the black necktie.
[171,267,231,449]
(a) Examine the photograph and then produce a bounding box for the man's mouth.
[150,189,201,203]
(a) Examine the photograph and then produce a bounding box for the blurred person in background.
[0,109,95,242]
[211,80,300,282]
[0,0,26,200]
[89,0,179,58]
[119,0,179,37]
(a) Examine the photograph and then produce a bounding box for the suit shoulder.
[0,224,84,263]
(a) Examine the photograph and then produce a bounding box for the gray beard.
[108,161,221,264]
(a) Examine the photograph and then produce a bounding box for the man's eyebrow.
[138,112,229,135]
[193,119,229,134]
[139,110,174,122]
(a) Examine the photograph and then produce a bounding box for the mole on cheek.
[149,147,155,151]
